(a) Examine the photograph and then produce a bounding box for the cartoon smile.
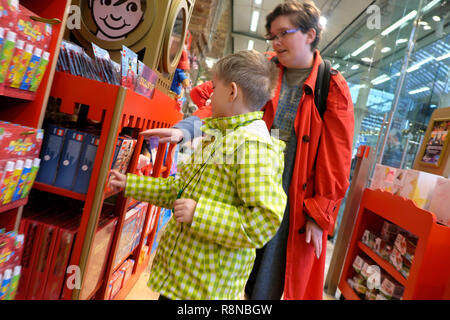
[100,15,131,30]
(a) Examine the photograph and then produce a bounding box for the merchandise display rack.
[338,189,450,300]
[45,71,182,300]
[0,0,70,231]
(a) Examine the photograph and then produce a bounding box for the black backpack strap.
[314,59,332,119]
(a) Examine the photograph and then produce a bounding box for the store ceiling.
[231,0,375,53]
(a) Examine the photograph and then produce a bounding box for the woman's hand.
[140,128,184,144]
[305,220,324,259]
[173,199,197,224]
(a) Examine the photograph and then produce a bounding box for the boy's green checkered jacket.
[125,111,287,300]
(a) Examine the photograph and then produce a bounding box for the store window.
[321,0,449,237]
[322,0,449,170]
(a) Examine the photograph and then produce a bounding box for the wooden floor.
[124,239,338,300]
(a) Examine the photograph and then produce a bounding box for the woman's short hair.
[265,0,323,51]
[212,50,279,111]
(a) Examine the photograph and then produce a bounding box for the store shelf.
[0,86,36,101]
[340,280,361,300]
[33,182,87,201]
[0,198,29,215]
[357,241,407,287]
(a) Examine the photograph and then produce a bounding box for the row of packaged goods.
[348,254,405,300]
[35,123,137,194]
[57,40,157,99]
[10,198,152,300]
[0,0,52,94]
[361,220,417,280]
[0,121,43,206]
[371,164,450,227]
[0,229,24,300]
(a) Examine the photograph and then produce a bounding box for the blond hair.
[212,50,279,110]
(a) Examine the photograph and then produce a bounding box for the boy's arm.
[125,174,181,209]
[190,140,287,249]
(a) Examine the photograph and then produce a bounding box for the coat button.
[302,135,310,142]
[304,86,313,95]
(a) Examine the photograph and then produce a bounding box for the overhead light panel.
[424,25,432,30]
[432,16,441,21]
[422,0,441,13]
[351,40,376,57]
[250,10,260,32]
[396,38,408,45]
[436,52,450,61]
[254,0,262,5]
[371,74,391,85]
[381,10,417,36]
[407,56,434,72]
[319,16,328,28]
[332,63,340,69]
[248,40,255,50]
[381,47,392,53]
[409,87,430,95]
[361,57,373,63]
[351,64,360,70]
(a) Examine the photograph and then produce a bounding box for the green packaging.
[0,31,17,84]
[29,51,50,92]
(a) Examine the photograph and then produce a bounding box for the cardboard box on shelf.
[398,169,439,210]
[370,164,405,194]
[36,125,67,185]
[428,177,450,227]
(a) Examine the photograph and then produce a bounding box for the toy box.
[370,164,405,195]
[119,259,135,288]
[53,130,88,190]
[0,121,44,160]
[110,269,124,299]
[36,124,67,185]
[428,177,450,227]
[72,134,99,194]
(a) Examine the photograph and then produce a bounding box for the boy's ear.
[230,82,238,102]
[305,28,317,46]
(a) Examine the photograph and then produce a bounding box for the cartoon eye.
[127,2,138,12]
[101,0,112,5]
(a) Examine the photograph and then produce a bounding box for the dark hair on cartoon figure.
[88,0,146,12]
[265,0,322,51]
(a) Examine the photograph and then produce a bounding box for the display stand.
[0,0,70,232]
[338,189,450,300]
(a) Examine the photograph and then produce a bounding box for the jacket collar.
[202,111,264,134]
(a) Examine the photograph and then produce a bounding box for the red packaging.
[15,12,53,52]
[0,233,15,273]
[120,259,135,288]
[110,270,125,299]
[0,0,20,31]
[0,122,44,161]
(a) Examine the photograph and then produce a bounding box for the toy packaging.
[0,30,17,84]
[135,61,157,99]
[121,45,137,90]
[0,121,44,160]
[428,177,450,227]
[72,134,99,194]
[29,51,50,92]
[92,43,119,85]
[397,169,439,209]
[18,47,42,90]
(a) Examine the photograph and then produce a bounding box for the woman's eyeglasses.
[264,28,303,42]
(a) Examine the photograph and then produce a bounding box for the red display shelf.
[0,86,36,101]
[357,241,407,287]
[339,189,450,300]
[340,280,361,300]
[33,182,87,201]
[0,198,28,215]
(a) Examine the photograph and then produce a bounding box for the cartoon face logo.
[89,0,144,41]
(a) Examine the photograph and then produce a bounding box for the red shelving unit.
[339,189,450,300]
[0,0,70,231]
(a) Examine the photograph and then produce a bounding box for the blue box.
[36,125,67,185]
[53,130,88,190]
[72,134,99,194]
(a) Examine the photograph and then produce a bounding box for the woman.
[142,0,354,300]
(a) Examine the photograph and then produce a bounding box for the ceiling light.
[396,38,408,44]
[247,40,255,50]
[407,56,434,72]
[418,21,428,25]
[332,63,340,69]
[351,40,376,57]
[423,25,432,30]
[432,16,441,22]
[436,52,450,61]
[381,47,392,53]
[409,87,430,95]
[371,74,391,85]
[254,0,262,5]
[250,10,260,32]
[351,64,360,70]
[422,0,441,12]
[361,57,373,63]
[319,16,328,28]
[381,10,417,36]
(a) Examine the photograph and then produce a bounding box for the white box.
[370,164,405,194]
[428,177,450,227]
[398,169,439,209]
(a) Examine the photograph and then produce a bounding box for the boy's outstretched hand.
[173,199,197,224]
[109,170,127,192]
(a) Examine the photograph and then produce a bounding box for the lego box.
[72,134,99,194]
[36,125,67,185]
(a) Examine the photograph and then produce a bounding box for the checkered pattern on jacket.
[125,111,287,299]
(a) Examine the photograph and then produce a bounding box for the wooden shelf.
[357,241,408,287]
[0,198,29,214]
[33,182,87,201]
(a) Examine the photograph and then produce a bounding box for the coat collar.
[202,111,264,134]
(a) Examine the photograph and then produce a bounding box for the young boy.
[109,50,287,300]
